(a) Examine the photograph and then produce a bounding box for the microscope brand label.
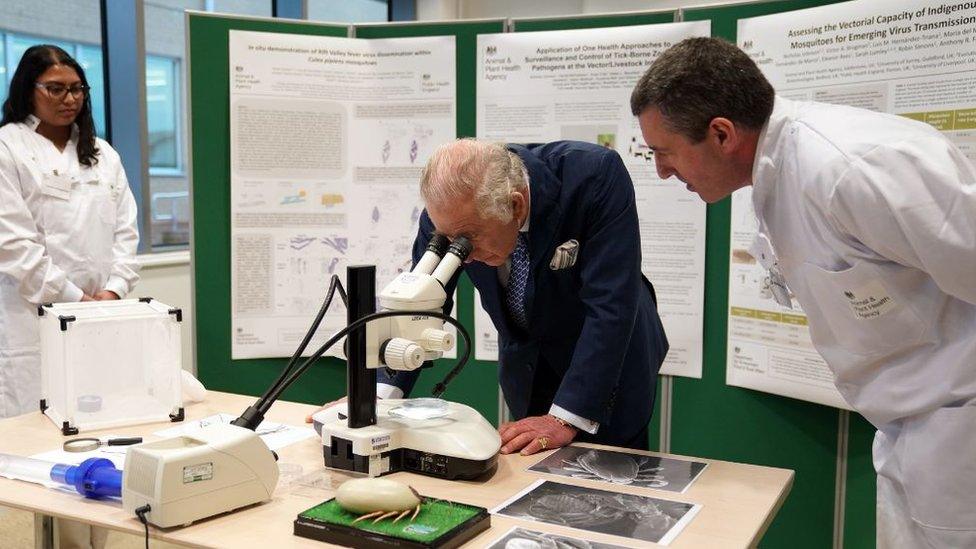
[183,462,214,483]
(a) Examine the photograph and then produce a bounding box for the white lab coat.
[0,115,139,418]
[751,97,976,546]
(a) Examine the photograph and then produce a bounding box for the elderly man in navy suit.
[377,138,668,455]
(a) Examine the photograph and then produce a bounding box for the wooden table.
[0,392,792,548]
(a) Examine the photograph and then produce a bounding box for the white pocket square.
[550,239,579,270]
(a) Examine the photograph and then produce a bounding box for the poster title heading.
[246,44,433,66]
[783,2,975,49]
[483,40,672,80]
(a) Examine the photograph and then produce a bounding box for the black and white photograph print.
[529,445,708,493]
[491,480,701,546]
[485,526,630,549]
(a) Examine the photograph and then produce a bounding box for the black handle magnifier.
[63,437,143,453]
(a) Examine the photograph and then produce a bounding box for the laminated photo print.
[492,480,702,546]
[529,445,708,492]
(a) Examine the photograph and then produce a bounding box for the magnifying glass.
[63,437,143,453]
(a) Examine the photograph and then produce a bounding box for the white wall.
[417,0,759,20]
[0,0,101,42]
[136,252,195,374]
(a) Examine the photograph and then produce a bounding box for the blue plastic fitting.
[50,458,123,499]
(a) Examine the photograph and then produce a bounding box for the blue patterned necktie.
[506,233,530,330]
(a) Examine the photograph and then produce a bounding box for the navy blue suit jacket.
[379,141,668,446]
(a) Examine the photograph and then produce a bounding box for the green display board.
[189,13,506,424]
[512,9,675,32]
[188,13,350,408]
[677,2,873,548]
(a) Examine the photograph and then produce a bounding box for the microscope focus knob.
[420,329,454,352]
[383,338,425,371]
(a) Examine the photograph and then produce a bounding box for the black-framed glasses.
[35,82,89,100]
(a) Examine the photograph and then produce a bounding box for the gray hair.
[630,37,774,142]
[420,139,527,222]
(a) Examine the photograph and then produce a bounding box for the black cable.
[243,235,468,424]
[233,275,347,427]
[263,309,472,407]
[261,274,346,404]
[134,504,151,549]
[432,356,465,398]
[267,309,471,404]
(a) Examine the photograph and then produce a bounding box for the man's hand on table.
[499,414,577,456]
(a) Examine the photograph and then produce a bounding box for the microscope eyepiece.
[430,236,471,286]
[447,237,473,262]
[426,234,450,256]
[414,234,452,275]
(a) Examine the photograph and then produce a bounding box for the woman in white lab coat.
[0,45,140,419]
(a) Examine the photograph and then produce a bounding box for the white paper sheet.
[152,413,316,451]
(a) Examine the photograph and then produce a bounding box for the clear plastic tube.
[0,452,123,499]
[0,453,58,485]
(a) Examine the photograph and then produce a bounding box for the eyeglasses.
[35,82,89,100]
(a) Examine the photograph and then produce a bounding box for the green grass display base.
[293,497,490,548]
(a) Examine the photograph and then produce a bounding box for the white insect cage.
[37,298,184,435]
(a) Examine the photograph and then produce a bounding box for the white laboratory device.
[121,423,278,528]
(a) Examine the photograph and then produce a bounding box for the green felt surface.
[299,498,482,544]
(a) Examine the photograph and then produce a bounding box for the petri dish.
[387,398,450,420]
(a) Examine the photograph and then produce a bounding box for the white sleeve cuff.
[376,383,404,399]
[58,281,84,303]
[102,276,129,299]
[549,404,599,434]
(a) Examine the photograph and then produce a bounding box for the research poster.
[475,22,710,377]
[229,30,456,359]
[728,0,976,406]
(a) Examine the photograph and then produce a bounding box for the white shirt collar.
[25,114,41,130]
[24,113,80,145]
[751,96,794,223]
[519,168,531,233]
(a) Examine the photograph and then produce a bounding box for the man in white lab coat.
[0,44,140,420]
[631,37,976,547]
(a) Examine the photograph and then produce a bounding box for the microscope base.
[313,399,500,480]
